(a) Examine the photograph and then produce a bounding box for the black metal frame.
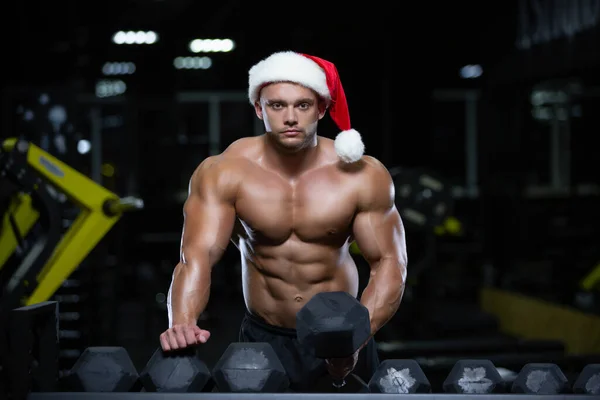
[8,302,60,399]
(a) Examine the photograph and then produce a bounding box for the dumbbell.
[62,347,141,392]
[212,342,289,392]
[573,364,600,395]
[442,359,506,394]
[140,347,213,392]
[368,359,431,393]
[511,363,570,394]
[296,291,371,393]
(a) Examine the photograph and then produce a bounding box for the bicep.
[351,161,407,267]
[352,205,406,266]
[180,166,237,267]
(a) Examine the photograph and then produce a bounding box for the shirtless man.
[160,51,407,392]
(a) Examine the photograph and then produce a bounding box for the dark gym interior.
[1,0,600,398]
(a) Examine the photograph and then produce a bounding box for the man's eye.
[298,103,309,109]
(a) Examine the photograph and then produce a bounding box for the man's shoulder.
[195,137,260,175]
[359,155,389,173]
[223,136,262,158]
[337,153,391,181]
[339,155,395,208]
[189,154,247,200]
[318,137,390,179]
[193,158,248,190]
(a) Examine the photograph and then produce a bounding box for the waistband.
[244,310,297,337]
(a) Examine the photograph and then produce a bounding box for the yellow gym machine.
[0,138,143,320]
[580,262,600,293]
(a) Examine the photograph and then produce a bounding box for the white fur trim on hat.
[334,129,364,163]
[248,51,331,104]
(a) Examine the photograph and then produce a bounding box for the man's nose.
[284,106,298,125]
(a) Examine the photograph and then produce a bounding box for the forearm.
[167,260,212,327]
[360,258,406,336]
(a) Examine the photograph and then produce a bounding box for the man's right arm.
[162,157,237,348]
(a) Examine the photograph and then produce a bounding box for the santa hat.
[248,51,365,163]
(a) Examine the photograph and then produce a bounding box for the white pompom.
[334,129,364,163]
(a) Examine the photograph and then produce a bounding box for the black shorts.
[238,310,380,393]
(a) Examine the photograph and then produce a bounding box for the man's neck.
[262,134,320,178]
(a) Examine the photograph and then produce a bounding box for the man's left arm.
[352,160,407,338]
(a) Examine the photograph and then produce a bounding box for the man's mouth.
[282,130,301,136]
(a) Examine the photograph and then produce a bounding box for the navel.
[294,295,303,302]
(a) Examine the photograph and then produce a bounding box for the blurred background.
[1,0,600,392]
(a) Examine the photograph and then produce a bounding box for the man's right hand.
[160,324,211,351]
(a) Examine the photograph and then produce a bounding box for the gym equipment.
[368,359,431,393]
[25,392,599,399]
[511,363,569,394]
[0,140,62,322]
[212,342,289,393]
[573,364,600,395]
[296,292,370,359]
[5,301,59,399]
[480,287,600,354]
[296,291,371,393]
[0,138,143,387]
[0,138,143,320]
[63,347,140,392]
[442,359,504,394]
[579,262,600,292]
[140,347,212,392]
[388,166,455,231]
[575,260,600,312]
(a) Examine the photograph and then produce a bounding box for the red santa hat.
[248,51,365,163]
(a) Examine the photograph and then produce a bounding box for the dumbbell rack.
[52,277,86,379]
[51,204,120,380]
[48,205,87,379]
[27,393,594,399]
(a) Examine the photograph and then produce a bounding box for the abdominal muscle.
[240,237,360,329]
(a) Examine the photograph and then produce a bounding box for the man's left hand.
[325,349,359,381]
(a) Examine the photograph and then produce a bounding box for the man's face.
[255,82,327,152]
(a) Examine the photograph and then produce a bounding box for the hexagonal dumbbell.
[140,347,213,392]
[212,342,289,393]
[573,364,600,395]
[296,291,371,393]
[443,359,505,394]
[63,347,140,392]
[368,359,431,394]
[511,363,569,394]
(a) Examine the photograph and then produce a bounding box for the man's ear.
[318,99,327,120]
[254,100,264,120]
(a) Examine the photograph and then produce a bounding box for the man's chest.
[233,170,357,242]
